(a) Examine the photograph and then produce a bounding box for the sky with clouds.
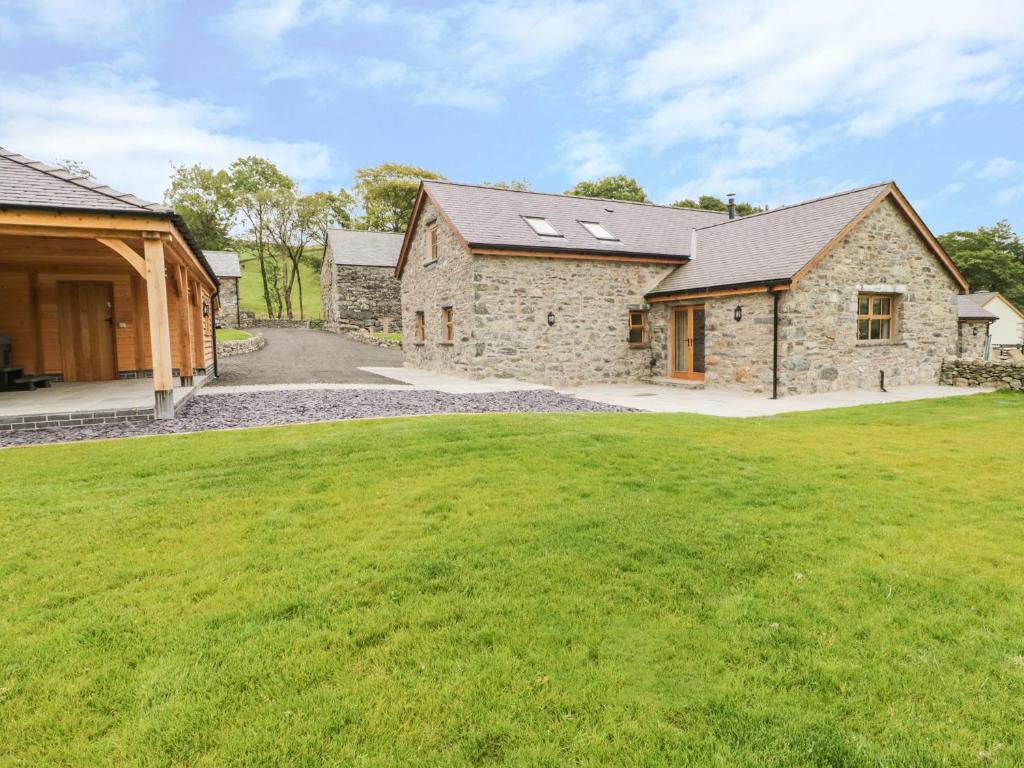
[2,0,1023,233]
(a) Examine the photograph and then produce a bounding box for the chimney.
[727,193,736,220]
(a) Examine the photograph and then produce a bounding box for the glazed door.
[58,281,117,382]
[671,305,705,381]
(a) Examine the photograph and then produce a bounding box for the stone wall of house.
[400,197,478,373]
[648,292,777,392]
[957,321,991,361]
[775,198,959,395]
[470,256,670,385]
[322,264,402,333]
[215,278,239,327]
[941,358,1024,389]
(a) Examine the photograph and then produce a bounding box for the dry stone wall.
[322,263,402,333]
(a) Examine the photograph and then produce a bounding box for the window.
[857,293,894,340]
[523,216,562,237]
[427,224,438,262]
[414,311,425,344]
[579,220,618,241]
[441,307,454,343]
[628,309,649,346]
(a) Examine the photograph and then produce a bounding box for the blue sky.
[2,0,1023,234]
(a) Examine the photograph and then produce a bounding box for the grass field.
[237,246,323,320]
[2,394,1023,766]
[213,327,252,342]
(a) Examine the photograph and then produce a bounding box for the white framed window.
[523,216,562,237]
[579,221,618,241]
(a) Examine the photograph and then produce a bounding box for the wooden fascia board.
[886,183,971,292]
[647,284,790,303]
[395,185,427,278]
[469,247,686,265]
[95,237,147,280]
[789,185,893,288]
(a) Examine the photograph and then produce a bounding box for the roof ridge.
[422,178,730,216]
[694,181,893,232]
[0,145,163,213]
[326,227,404,235]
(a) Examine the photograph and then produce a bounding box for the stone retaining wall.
[216,332,266,358]
[345,329,402,349]
[0,407,153,432]
[239,316,310,329]
[941,358,1024,390]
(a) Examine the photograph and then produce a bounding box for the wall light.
[202,301,210,318]
[547,312,556,326]
[734,305,743,322]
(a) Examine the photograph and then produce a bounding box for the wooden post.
[143,234,175,419]
[177,264,195,386]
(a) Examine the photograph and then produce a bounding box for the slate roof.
[422,180,725,259]
[327,228,403,267]
[649,183,892,295]
[0,147,217,284]
[204,250,241,278]
[958,295,999,321]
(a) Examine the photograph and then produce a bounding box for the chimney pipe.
[727,193,736,220]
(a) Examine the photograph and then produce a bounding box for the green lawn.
[213,328,252,342]
[238,246,323,320]
[2,394,1023,766]
[370,331,402,342]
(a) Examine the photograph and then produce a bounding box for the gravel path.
[211,328,403,386]
[0,389,633,448]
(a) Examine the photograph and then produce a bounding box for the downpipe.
[879,370,887,393]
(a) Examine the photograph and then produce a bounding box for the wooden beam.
[470,247,685,265]
[177,264,195,382]
[647,285,790,303]
[96,237,147,280]
[143,235,174,418]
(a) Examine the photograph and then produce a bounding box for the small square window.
[427,224,438,262]
[523,216,562,237]
[441,307,454,343]
[579,221,618,241]
[414,311,425,344]
[857,293,894,341]
[628,310,648,346]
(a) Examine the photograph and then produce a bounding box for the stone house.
[321,229,403,333]
[205,250,241,328]
[396,180,972,396]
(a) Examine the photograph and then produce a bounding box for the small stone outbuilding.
[321,229,403,333]
[205,250,241,328]
[956,295,997,360]
[396,180,972,396]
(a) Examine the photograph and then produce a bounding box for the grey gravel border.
[0,389,634,448]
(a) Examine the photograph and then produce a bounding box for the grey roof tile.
[649,183,892,295]
[958,295,998,320]
[327,228,403,267]
[204,250,242,278]
[423,180,725,258]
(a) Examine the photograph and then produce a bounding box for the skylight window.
[523,216,562,237]
[578,221,618,241]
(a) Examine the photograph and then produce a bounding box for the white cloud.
[995,183,1024,205]
[0,0,140,43]
[557,131,624,183]
[0,72,334,201]
[976,157,1022,180]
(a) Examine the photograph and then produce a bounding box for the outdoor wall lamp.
[973,325,979,336]
[734,305,743,322]
[202,301,210,318]
[547,312,556,326]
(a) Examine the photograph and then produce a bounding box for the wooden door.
[58,281,117,381]
[671,304,706,381]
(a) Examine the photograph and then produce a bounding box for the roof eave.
[646,277,792,300]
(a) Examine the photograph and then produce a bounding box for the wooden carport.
[0,149,219,419]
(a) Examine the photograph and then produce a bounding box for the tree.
[353,163,445,232]
[54,159,93,178]
[164,164,237,251]
[229,157,295,317]
[939,220,1024,307]
[673,195,764,216]
[482,179,531,191]
[565,176,648,203]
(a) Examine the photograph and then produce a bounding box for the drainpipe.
[211,299,219,379]
[771,289,780,399]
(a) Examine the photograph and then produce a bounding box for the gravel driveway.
[0,389,633,448]
[211,328,403,386]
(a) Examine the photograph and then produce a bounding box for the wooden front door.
[58,281,117,382]
[671,304,706,380]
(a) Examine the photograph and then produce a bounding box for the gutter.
[646,278,792,301]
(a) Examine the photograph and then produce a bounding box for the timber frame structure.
[0,149,219,419]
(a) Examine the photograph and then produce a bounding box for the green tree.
[353,163,445,232]
[939,220,1024,306]
[565,175,648,203]
[482,179,531,191]
[673,195,764,216]
[303,190,356,273]
[229,157,295,316]
[164,164,237,251]
[54,159,94,178]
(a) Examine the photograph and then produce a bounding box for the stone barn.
[321,229,403,333]
[205,250,241,328]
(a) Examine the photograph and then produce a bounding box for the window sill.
[423,259,438,268]
[438,342,454,347]
[855,340,906,347]
[629,343,651,350]
[412,342,425,347]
